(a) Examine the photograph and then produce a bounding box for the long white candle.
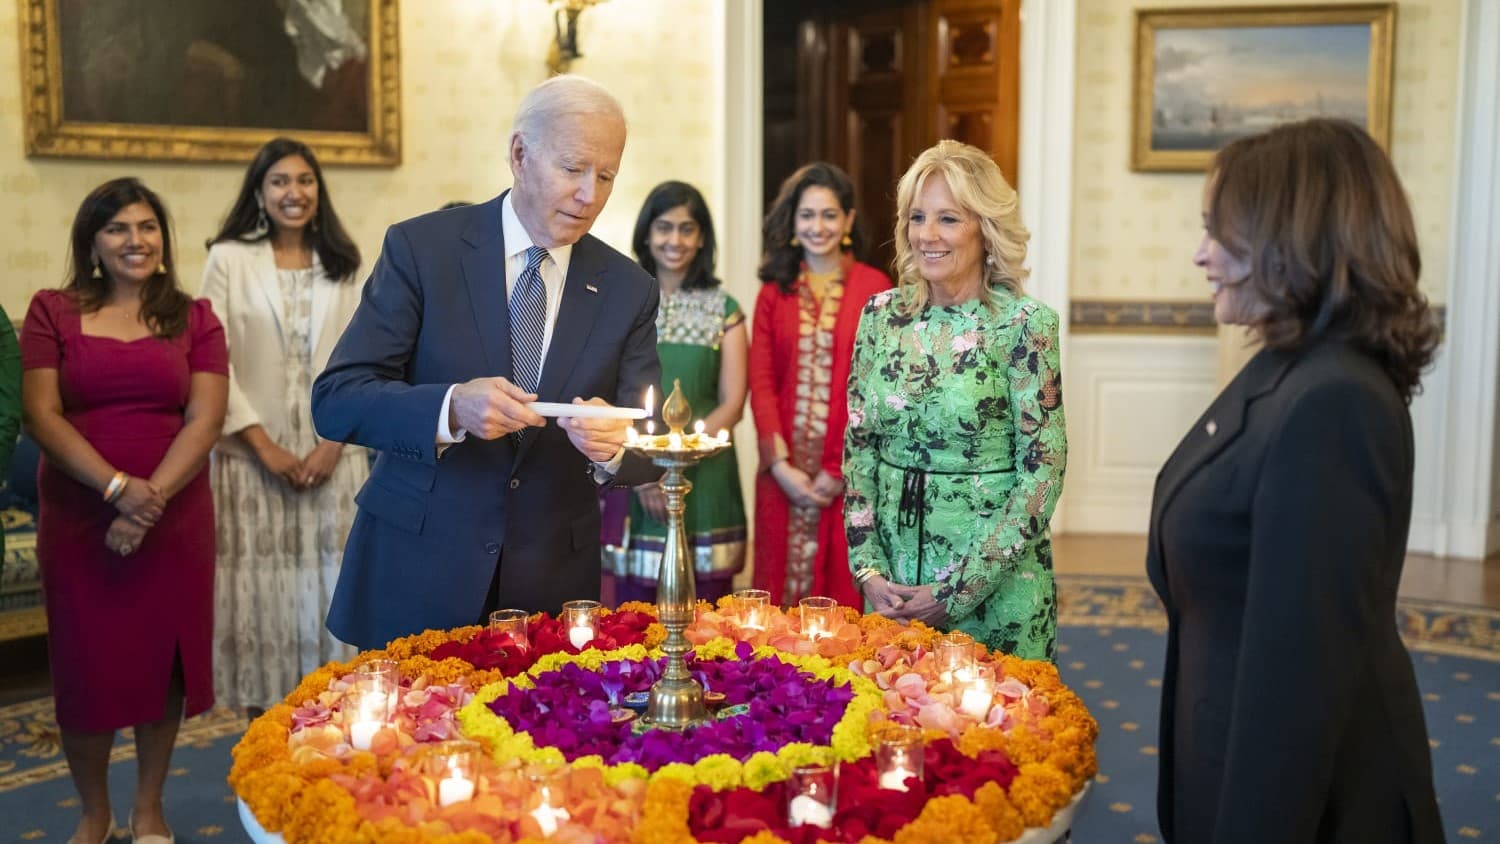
[569,624,594,649]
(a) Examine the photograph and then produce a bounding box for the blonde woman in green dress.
[843,141,1067,660]
[606,181,748,604]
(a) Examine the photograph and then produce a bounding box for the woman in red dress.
[21,178,228,844]
[749,163,891,608]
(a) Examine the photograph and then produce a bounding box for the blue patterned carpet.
[0,574,1495,842]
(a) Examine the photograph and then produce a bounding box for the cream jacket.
[200,238,363,459]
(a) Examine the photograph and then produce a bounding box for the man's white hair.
[512,75,625,148]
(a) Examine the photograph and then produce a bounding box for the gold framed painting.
[1131,4,1395,172]
[18,0,401,166]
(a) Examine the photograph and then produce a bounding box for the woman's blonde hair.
[892,140,1029,313]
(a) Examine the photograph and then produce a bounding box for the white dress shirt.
[433,196,624,477]
[436,194,571,444]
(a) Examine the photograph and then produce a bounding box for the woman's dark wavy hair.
[758,161,866,293]
[66,178,192,339]
[632,181,720,290]
[1207,118,1439,401]
[209,137,361,281]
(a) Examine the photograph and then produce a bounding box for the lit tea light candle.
[347,689,387,750]
[530,803,570,837]
[958,664,997,719]
[349,718,379,751]
[561,600,600,650]
[799,596,837,640]
[788,794,834,827]
[438,768,475,807]
[874,724,924,792]
[694,420,705,436]
[667,432,683,451]
[717,428,730,444]
[878,764,916,792]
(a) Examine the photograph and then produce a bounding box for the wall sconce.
[547,0,607,76]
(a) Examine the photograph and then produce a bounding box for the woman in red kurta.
[21,179,228,844]
[750,162,891,608]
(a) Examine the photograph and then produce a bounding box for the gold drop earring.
[789,235,800,247]
[841,232,853,248]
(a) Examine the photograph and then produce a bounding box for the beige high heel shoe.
[127,813,173,844]
[66,815,115,844]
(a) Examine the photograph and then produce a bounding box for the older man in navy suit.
[312,76,661,650]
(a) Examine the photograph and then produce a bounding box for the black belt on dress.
[880,456,1013,578]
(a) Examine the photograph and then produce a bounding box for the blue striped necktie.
[511,245,549,393]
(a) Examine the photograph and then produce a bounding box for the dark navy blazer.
[312,194,661,650]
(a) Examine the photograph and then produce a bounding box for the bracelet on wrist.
[103,471,128,504]
[854,566,882,587]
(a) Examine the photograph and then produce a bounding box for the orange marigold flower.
[892,794,995,844]
[632,778,696,844]
[738,833,792,844]
[1007,762,1075,828]
[972,781,1025,840]
[956,724,1010,758]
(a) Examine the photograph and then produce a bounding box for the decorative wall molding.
[1060,335,1218,534]
[1070,299,1216,333]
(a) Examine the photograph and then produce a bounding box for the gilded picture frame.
[18,0,401,166]
[1131,4,1395,172]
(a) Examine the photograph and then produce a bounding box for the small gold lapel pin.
[585,284,599,293]
[1205,419,1218,436]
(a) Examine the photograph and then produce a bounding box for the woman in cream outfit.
[203,138,367,714]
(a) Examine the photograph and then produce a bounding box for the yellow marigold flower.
[857,837,895,844]
[775,742,831,771]
[691,637,741,661]
[739,833,792,844]
[691,754,744,790]
[892,794,995,844]
[604,761,650,787]
[1008,762,1075,828]
[616,600,658,616]
[651,762,698,784]
[741,751,787,791]
[972,781,1026,840]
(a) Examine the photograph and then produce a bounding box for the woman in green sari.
[605,182,748,604]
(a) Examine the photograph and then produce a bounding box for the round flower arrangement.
[230,600,1097,844]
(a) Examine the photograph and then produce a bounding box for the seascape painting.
[1132,6,1394,171]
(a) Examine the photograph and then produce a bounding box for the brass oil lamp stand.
[623,380,730,731]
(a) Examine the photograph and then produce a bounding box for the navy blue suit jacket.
[312,194,661,650]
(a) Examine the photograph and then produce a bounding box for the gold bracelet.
[103,471,128,503]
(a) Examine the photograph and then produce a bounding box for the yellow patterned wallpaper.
[1071,0,1461,305]
[0,0,719,319]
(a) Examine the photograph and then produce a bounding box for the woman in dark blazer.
[1147,118,1444,843]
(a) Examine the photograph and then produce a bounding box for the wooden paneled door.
[763,0,1021,276]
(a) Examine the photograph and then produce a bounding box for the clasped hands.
[450,376,629,463]
[256,438,343,490]
[862,575,950,626]
[771,461,844,509]
[106,475,163,557]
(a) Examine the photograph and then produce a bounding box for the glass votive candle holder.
[561,599,601,649]
[957,663,997,719]
[422,739,481,807]
[936,631,976,683]
[874,723,924,792]
[786,762,837,828]
[799,596,838,640]
[342,679,393,751]
[525,762,572,837]
[489,608,530,651]
[734,588,771,631]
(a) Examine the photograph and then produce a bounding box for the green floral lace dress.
[843,288,1066,660]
